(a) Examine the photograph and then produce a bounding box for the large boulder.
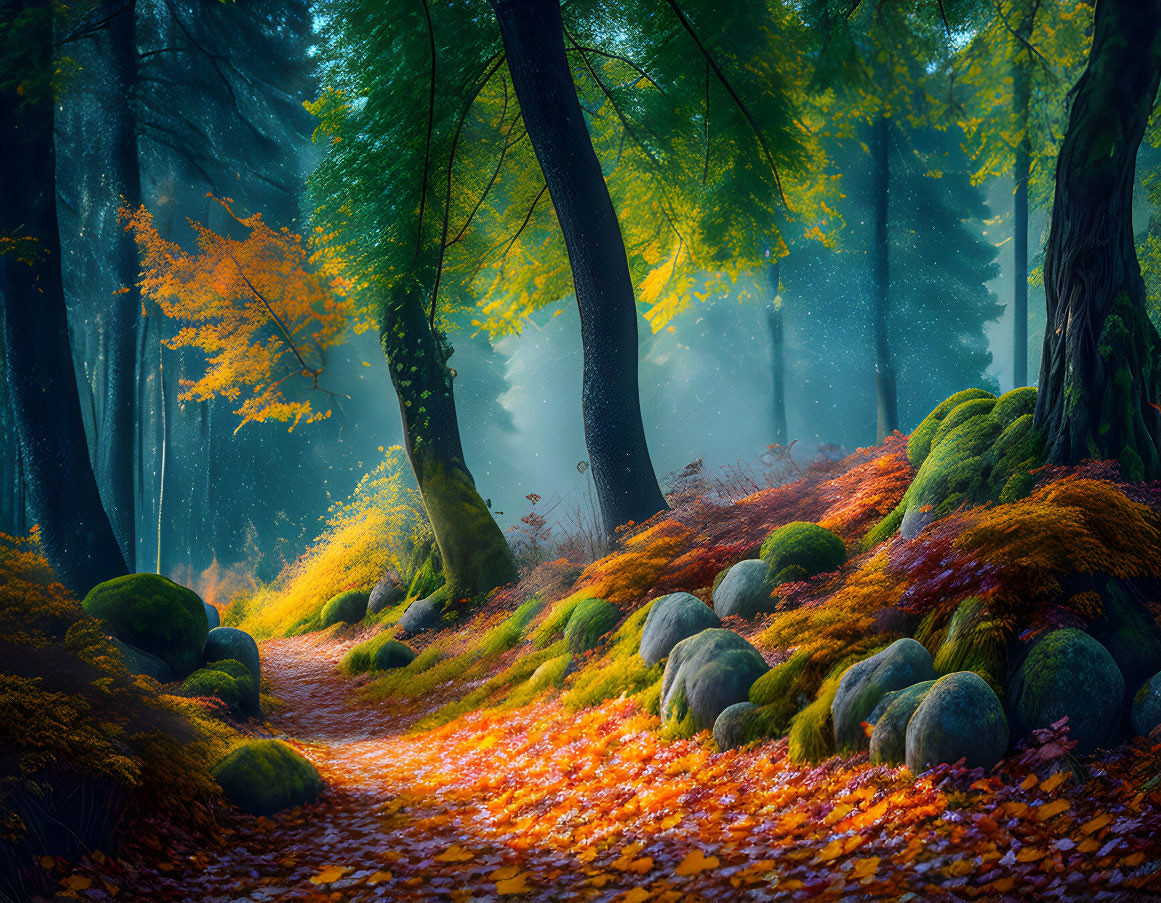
[367,574,406,616]
[1089,582,1161,696]
[83,574,208,677]
[1131,672,1161,737]
[868,679,935,766]
[713,701,759,752]
[661,629,769,735]
[563,598,620,653]
[203,602,220,630]
[111,638,173,683]
[205,627,261,690]
[212,740,323,816]
[320,589,369,627]
[759,522,846,586]
[905,671,1009,773]
[713,560,775,620]
[832,638,936,751]
[398,595,442,635]
[182,659,257,717]
[1009,628,1125,754]
[639,592,720,666]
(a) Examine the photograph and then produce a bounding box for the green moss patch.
[320,589,370,627]
[759,522,846,585]
[212,739,323,816]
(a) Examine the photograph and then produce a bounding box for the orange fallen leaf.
[434,844,474,863]
[1040,771,1068,793]
[675,850,719,876]
[491,865,523,881]
[1036,799,1070,821]
[850,856,879,880]
[309,865,349,885]
[1016,847,1046,862]
[816,839,845,863]
[61,876,92,892]
[496,872,531,895]
[618,888,654,903]
[366,870,393,884]
[1080,812,1112,835]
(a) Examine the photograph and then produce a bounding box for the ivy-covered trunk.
[0,1,128,595]
[1033,0,1161,479]
[489,0,669,537]
[869,113,898,442]
[380,285,516,603]
[99,0,142,567]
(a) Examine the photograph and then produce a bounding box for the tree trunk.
[97,0,142,568]
[489,0,669,536]
[1012,18,1032,390]
[0,1,128,594]
[380,284,517,603]
[768,261,788,446]
[870,113,898,442]
[1033,0,1161,480]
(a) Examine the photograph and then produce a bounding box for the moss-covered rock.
[182,659,257,717]
[639,592,720,666]
[563,598,620,653]
[712,560,775,619]
[212,740,323,816]
[868,679,935,766]
[907,388,995,468]
[342,632,415,674]
[832,638,936,752]
[661,629,768,737]
[204,627,261,688]
[373,639,416,670]
[1009,629,1125,754]
[1131,672,1161,737]
[931,598,1007,697]
[759,522,846,586]
[714,701,759,752]
[526,653,573,694]
[320,589,369,627]
[874,388,1045,543]
[905,671,1008,773]
[83,573,208,677]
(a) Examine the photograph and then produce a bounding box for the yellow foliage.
[231,447,431,638]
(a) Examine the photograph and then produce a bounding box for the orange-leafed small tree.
[122,196,356,432]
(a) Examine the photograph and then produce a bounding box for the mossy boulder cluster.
[320,589,370,627]
[759,522,846,586]
[831,638,936,751]
[212,740,323,816]
[182,659,258,717]
[869,386,1042,545]
[904,672,1009,772]
[84,573,210,678]
[639,592,720,666]
[660,629,768,736]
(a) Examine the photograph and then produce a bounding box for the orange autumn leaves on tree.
[122,196,356,431]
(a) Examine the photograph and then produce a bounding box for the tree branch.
[416,0,438,262]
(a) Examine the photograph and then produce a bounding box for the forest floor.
[59,631,1161,903]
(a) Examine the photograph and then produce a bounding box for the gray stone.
[112,638,173,683]
[1131,672,1161,737]
[905,671,1009,773]
[203,601,220,630]
[661,629,769,734]
[712,560,775,620]
[205,627,261,713]
[868,680,935,766]
[368,574,406,616]
[399,595,442,635]
[1009,628,1125,754]
[713,701,758,752]
[639,592,720,666]
[832,638,936,751]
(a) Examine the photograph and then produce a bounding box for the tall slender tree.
[1034,0,1161,478]
[0,0,128,594]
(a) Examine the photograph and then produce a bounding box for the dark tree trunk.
[489,0,669,536]
[0,1,128,594]
[97,0,142,567]
[768,261,788,446]
[1012,18,1032,389]
[380,285,517,603]
[1033,0,1161,480]
[870,114,898,442]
